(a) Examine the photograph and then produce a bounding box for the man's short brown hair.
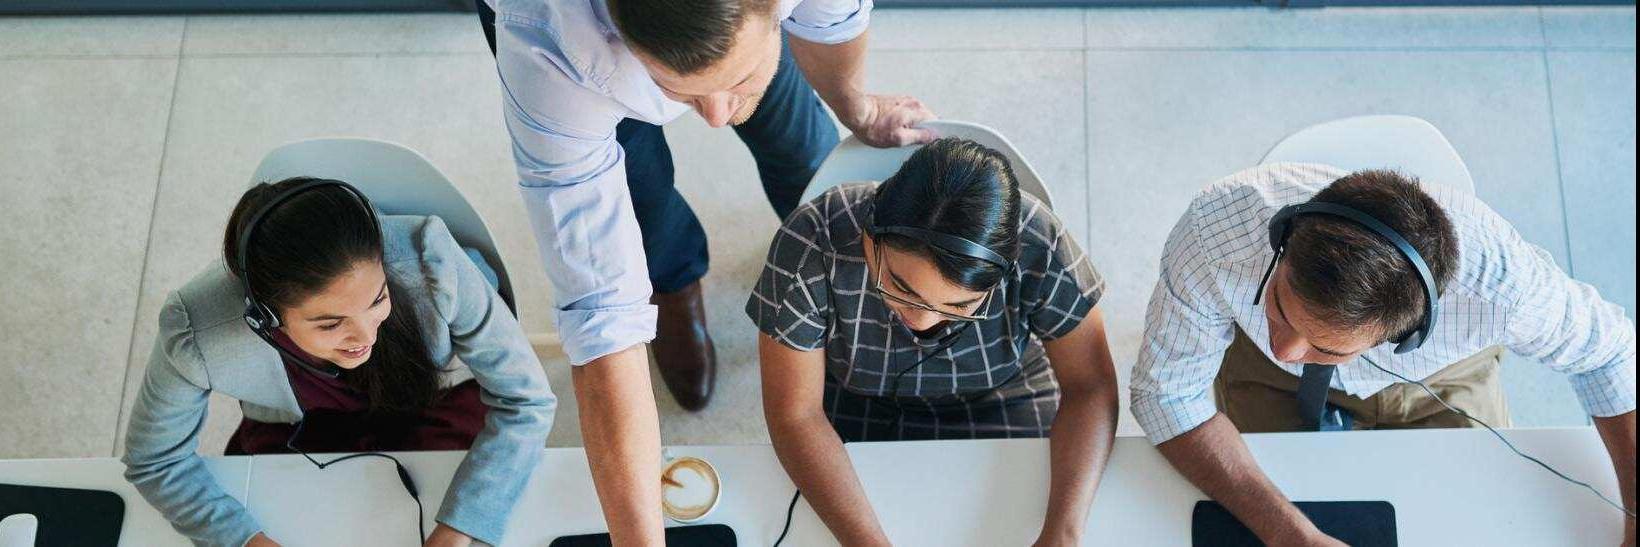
[609,0,778,75]
[1285,170,1460,342]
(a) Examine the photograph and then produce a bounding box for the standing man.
[1132,163,1636,545]
[477,1,936,544]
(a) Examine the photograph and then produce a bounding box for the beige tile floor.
[0,7,1633,459]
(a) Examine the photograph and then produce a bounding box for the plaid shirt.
[747,184,1104,441]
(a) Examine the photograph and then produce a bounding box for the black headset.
[869,225,1011,271]
[237,178,380,331]
[1253,201,1439,354]
[235,178,382,377]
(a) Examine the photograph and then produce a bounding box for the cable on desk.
[284,421,430,541]
[1362,357,1636,519]
[773,489,801,546]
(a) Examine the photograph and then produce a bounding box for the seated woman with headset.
[749,138,1119,545]
[122,178,555,547]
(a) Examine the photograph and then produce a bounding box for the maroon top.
[225,330,487,455]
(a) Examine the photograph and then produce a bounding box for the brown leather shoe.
[650,281,717,411]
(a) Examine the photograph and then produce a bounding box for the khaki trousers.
[1213,329,1512,431]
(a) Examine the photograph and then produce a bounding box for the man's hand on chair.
[837,94,938,148]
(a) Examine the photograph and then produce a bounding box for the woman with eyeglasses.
[121,178,555,547]
[748,138,1118,546]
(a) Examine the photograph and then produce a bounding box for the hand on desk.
[423,523,473,547]
[242,525,471,547]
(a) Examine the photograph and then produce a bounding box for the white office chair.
[249,138,517,314]
[1260,115,1476,194]
[800,120,1056,208]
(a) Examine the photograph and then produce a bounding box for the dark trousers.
[478,4,839,293]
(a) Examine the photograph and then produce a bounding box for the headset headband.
[1260,201,1440,354]
[870,225,1011,270]
[236,179,379,332]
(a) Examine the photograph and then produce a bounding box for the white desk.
[245,445,801,546]
[838,429,1626,546]
[0,428,1626,546]
[0,457,251,546]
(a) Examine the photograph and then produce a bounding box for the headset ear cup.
[243,298,263,330]
[1268,205,1299,251]
[243,298,280,331]
[1393,330,1421,354]
[258,303,281,329]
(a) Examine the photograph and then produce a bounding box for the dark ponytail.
[871,138,1021,291]
[224,177,442,415]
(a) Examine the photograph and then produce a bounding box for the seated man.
[1131,163,1636,545]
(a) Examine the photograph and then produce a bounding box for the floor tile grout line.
[1083,45,1563,52]
[1083,8,1091,49]
[1536,8,1575,279]
[110,16,188,459]
[1534,9,1588,430]
[0,54,179,60]
[0,51,487,61]
[7,46,1635,63]
[1082,10,1094,256]
[179,50,491,59]
[1542,46,1640,52]
[1082,6,1092,50]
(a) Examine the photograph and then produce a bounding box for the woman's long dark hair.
[871,137,1022,291]
[223,177,441,415]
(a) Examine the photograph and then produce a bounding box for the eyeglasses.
[871,244,995,323]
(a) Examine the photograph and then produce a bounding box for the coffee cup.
[660,455,721,523]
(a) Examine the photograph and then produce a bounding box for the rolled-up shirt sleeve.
[494,15,656,366]
[783,0,872,45]
[1130,210,1238,445]
[1487,213,1638,418]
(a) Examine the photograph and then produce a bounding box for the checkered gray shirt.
[1131,163,1638,444]
[747,183,1104,441]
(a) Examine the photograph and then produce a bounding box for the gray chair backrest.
[800,120,1056,208]
[249,137,516,314]
[1261,114,1476,194]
